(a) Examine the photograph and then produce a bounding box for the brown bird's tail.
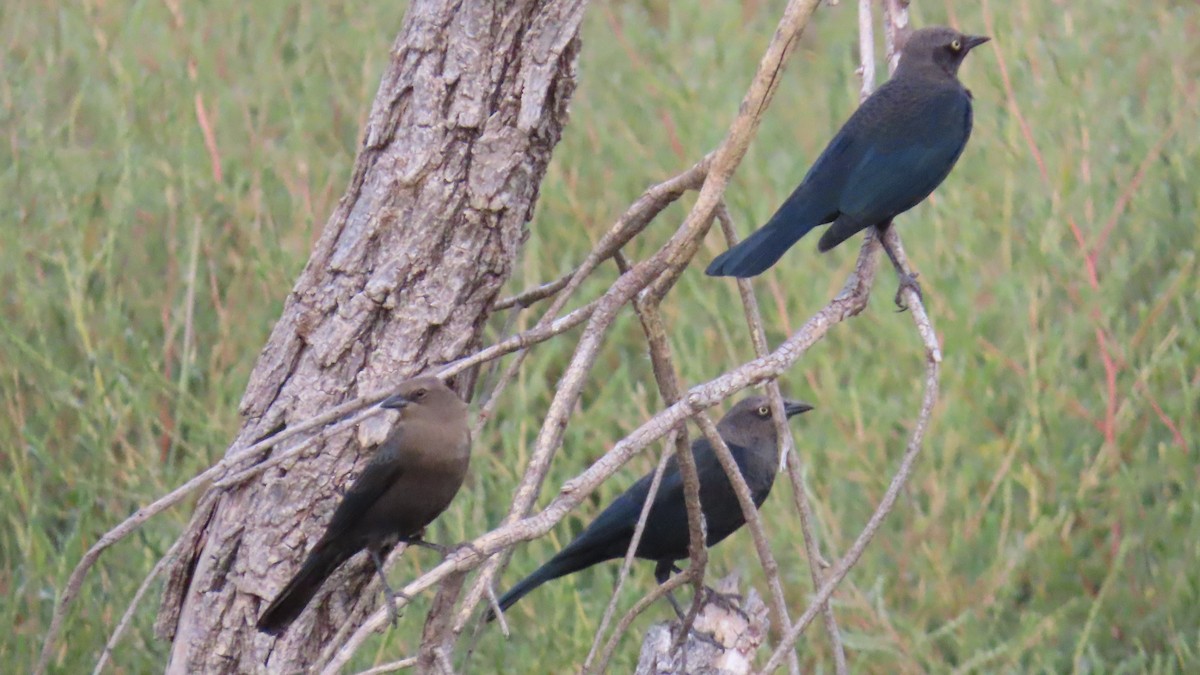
[256,543,355,635]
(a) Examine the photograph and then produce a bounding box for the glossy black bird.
[490,396,813,619]
[256,376,471,635]
[706,26,989,277]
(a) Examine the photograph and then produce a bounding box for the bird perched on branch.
[256,376,471,635]
[489,396,813,620]
[706,26,989,278]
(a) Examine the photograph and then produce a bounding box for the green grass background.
[3,0,1198,672]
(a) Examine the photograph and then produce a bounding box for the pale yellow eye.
[950,39,962,51]
[757,406,770,417]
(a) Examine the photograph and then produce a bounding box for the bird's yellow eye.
[950,39,962,51]
[757,406,770,417]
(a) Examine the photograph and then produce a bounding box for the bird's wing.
[579,439,742,541]
[317,437,407,546]
[580,465,677,540]
[838,88,973,222]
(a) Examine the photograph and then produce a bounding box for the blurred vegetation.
[3,0,1198,672]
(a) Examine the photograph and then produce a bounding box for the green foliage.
[3,0,1197,672]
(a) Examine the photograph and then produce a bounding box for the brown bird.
[256,375,471,635]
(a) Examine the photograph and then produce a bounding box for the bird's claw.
[381,586,411,627]
[683,626,727,651]
[894,271,923,312]
[701,586,750,621]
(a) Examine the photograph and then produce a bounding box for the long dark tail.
[705,218,817,278]
[256,543,355,635]
[488,548,607,621]
[816,213,869,252]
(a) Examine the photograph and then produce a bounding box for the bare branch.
[450,156,713,636]
[616,250,711,650]
[757,296,940,672]
[593,572,694,672]
[691,411,798,669]
[416,571,467,674]
[715,205,847,674]
[857,0,876,98]
[354,657,418,675]
[91,537,184,675]
[581,441,676,672]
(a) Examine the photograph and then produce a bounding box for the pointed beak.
[963,35,990,51]
[783,400,814,418]
[380,393,409,410]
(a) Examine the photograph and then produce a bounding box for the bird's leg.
[399,536,485,560]
[654,560,687,621]
[368,547,409,627]
[400,536,451,555]
[878,221,923,311]
[655,560,725,650]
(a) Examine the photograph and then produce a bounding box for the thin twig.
[857,0,876,98]
[91,537,184,674]
[416,571,466,674]
[613,250,710,656]
[715,205,848,674]
[581,440,675,673]
[594,571,695,671]
[492,275,573,311]
[691,411,798,668]
[757,250,940,672]
[353,657,419,675]
[451,158,713,636]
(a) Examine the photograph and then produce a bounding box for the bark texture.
[155,1,584,671]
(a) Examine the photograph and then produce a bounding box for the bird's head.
[897,26,989,78]
[379,375,468,422]
[716,395,813,449]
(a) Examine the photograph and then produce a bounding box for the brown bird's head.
[380,375,468,423]
[897,26,989,78]
[716,395,813,450]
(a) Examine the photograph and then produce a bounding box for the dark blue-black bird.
[490,396,812,619]
[706,27,989,278]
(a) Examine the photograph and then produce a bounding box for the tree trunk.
[155,1,583,671]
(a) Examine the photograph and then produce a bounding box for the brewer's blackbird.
[706,26,989,277]
[256,376,471,635]
[490,396,812,619]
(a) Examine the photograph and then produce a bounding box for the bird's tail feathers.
[256,543,354,635]
[817,214,866,252]
[705,206,820,278]
[487,547,602,621]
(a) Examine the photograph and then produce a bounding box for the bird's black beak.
[783,401,814,418]
[380,393,409,410]
[962,35,990,51]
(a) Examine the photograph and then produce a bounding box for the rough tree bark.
[154,1,584,672]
